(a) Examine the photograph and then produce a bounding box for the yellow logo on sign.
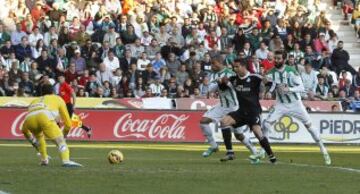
[274,116,299,139]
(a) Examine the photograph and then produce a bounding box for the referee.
[58,74,92,138]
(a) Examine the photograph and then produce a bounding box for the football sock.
[262,121,271,139]
[81,124,91,132]
[259,136,274,157]
[238,135,257,155]
[221,127,233,152]
[307,127,329,155]
[200,123,218,148]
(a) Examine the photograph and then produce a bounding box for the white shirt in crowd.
[137,59,151,71]
[255,48,269,60]
[103,56,120,72]
[149,83,165,96]
[301,69,319,93]
[28,33,44,47]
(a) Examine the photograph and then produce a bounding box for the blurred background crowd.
[0,0,360,111]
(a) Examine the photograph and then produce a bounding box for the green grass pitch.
[0,141,359,194]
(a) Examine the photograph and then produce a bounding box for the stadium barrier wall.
[0,97,341,111]
[0,108,359,144]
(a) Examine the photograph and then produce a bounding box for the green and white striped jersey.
[266,65,304,104]
[209,67,238,108]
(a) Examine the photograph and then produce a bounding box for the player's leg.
[233,127,258,155]
[293,103,331,165]
[251,124,276,163]
[42,120,82,167]
[72,113,93,138]
[21,117,49,165]
[200,106,222,157]
[250,115,276,163]
[219,114,238,161]
[34,133,50,166]
[262,105,284,138]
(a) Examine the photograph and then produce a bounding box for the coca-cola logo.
[11,112,28,137]
[113,113,189,140]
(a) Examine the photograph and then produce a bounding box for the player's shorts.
[203,104,238,123]
[21,110,63,139]
[228,111,261,129]
[264,100,311,125]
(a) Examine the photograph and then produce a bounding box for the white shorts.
[203,104,237,122]
[265,100,311,125]
[203,104,247,134]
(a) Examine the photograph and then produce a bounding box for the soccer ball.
[107,150,124,164]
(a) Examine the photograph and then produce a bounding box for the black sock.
[221,128,233,153]
[259,137,274,157]
[81,125,91,132]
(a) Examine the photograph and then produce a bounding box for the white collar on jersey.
[238,72,250,80]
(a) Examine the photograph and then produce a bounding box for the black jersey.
[228,72,262,115]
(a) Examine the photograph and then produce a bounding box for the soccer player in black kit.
[218,59,277,163]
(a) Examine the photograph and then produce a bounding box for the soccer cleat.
[62,161,83,168]
[249,149,266,161]
[40,159,49,166]
[202,146,219,157]
[269,155,277,164]
[220,152,235,162]
[324,154,331,166]
[250,158,260,165]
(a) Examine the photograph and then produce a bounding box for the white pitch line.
[277,161,360,174]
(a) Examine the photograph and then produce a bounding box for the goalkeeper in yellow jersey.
[21,84,82,167]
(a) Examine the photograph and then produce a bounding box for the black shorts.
[228,111,261,129]
[66,103,74,117]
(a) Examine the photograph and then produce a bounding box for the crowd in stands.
[0,0,360,111]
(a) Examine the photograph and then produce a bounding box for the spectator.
[0,24,11,46]
[119,49,137,72]
[261,52,275,73]
[137,52,150,71]
[11,23,27,46]
[96,63,113,84]
[151,53,166,73]
[149,77,165,96]
[146,39,161,60]
[353,67,360,91]
[103,25,119,48]
[142,64,158,84]
[331,41,356,75]
[341,79,356,98]
[36,49,56,76]
[301,63,318,100]
[255,42,269,61]
[19,72,34,96]
[103,51,120,72]
[176,64,189,86]
[167,52,181,76]
[70,49,86,74]
[86,73,102,97]
[15,36,32,62]
[64,63,78,84]
[1,41,15,59]
[315,76,329,100]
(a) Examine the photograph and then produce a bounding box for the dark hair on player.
[234,58,248,66]
[274,50,287,59]
[41,84,54,95]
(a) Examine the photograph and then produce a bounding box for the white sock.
[262,121,271,139]
[241,136,257,155]
[200,123,218,148]
[307,127,328,155]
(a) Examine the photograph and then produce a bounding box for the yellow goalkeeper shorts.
[21,110,63,139]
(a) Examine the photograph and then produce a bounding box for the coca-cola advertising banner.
[0,108,205,142]
[176,99,342,112]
